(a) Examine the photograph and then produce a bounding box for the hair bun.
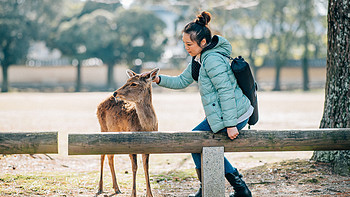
[195,11,211,26]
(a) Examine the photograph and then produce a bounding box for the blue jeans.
[191,118,249,174]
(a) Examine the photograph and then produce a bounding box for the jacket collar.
[201,35,219,55]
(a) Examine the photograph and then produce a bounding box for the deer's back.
[97,96,142,132]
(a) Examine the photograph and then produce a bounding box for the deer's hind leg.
[142,154,153,197]
[107,155,121,194]
[129,154,137,197]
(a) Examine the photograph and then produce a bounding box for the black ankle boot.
[225,172,252,197]
[189,168,202,197]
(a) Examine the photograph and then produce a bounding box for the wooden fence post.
[201,146,225,197]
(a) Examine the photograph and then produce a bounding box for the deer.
[96,68,159,197]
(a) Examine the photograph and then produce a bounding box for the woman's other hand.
[227,127,239,140]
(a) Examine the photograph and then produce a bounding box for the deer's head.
[113,68,159,103]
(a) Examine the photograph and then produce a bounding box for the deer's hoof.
[146,192,153,197]
[115,189,122,194]
[95,189,103,196]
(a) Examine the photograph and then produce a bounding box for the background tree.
[297,0,313,91]
[95,8,167,89]
[112,8,167,73]
[311,0,350,175]
[294,0,327,91]
[50,2,167,90]
[268,0,296,91]
[0,0,62,92]
[239,6,265,79]
[48,1,121,91]
[216,3,266,80]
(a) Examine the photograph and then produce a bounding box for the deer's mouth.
[112,92,124,100]
[114,95,125,100]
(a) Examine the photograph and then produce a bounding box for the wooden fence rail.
[1,129,350,197]
[0,132,58,154]
[68,129,350,155]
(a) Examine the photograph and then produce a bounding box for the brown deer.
[96,68,159,197]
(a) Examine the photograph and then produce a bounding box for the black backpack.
[220,53,259,127]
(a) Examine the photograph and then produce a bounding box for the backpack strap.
[217,52,235,61]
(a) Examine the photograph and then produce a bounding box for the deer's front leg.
[142,154,153,197]
[107,155,121,194]
[97,154,105,195]
[129,154,137,197]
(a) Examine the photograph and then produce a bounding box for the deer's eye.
[130,83,138,87]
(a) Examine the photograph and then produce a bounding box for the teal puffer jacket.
[158,35,251,133]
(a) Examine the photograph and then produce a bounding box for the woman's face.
[182,33,204,57]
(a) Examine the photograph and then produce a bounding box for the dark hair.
[183,11,212,47]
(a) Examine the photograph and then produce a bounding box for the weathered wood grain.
[0,132,58,154]
[68,129,350,155]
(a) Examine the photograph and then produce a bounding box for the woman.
[153,11,253,197]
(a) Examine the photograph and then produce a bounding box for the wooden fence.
[1,129,350,196]
[0,132,58,154]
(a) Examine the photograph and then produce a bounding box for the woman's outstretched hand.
[227,127,239,140]
[140,73,160,83]
[153,76,160,83]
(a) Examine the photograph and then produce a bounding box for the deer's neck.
[135,88,157,130]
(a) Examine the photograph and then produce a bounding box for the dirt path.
[1,90,349,196]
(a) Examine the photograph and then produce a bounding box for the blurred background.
[4,1,350,196]
[0,0,328,93]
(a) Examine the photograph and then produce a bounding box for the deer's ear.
[126,69,137,78]
[149,68,160,81]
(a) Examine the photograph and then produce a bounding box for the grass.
[152,169,196,184]
[0,168,197,196]
[1,159,349,197]
[0,171,98,196]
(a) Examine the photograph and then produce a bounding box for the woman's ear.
[200,39,207,48]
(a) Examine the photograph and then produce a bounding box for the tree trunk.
[272,1,288,91]
[311,0,350,175]
[1,63,9,92]
[75,60,81,92]
[302,32,310,91]
[301,0,311,91]
[107,63,115,90]
[273,57,282,91]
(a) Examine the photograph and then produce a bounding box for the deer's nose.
[113,92,117,97]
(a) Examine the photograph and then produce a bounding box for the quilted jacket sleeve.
[158,63,194,89]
